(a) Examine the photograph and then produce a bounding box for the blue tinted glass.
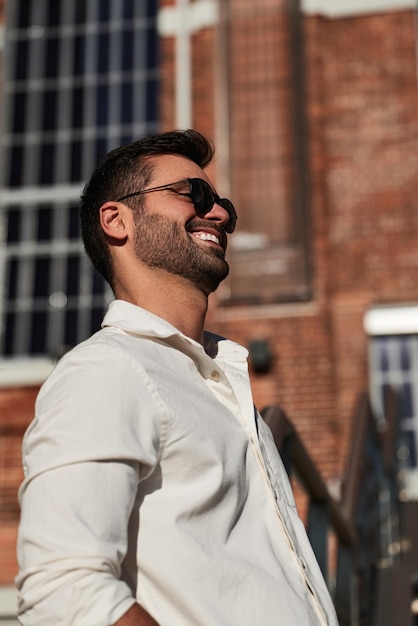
[401,382,413,419]
[121,82,133,123]
[379,338,390,372]
[98,0,111,22]
[122,29,134,71]
[96,85,109,125]
[98,32,110,73]
[400,337,411,371]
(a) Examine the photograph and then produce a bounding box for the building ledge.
[0,358,55,388]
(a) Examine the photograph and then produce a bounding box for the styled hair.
[79,129,215,286]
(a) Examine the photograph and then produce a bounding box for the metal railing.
[262,388,417,626]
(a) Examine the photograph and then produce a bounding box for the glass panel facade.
[0,0,159,356]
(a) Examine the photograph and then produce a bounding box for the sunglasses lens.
[190,179,213,215]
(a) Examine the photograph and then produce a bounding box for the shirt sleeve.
[16,338,166,625]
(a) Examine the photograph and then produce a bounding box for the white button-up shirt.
[16,300,339,625]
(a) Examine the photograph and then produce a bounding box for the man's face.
[132,155,232,295]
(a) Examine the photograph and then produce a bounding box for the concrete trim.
[0,358,55,388]
[364,304,418,336]
[158,0,218,36]
[0,586,18,616]
[302,0,417,17]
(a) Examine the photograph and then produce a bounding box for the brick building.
[1,0,418,620]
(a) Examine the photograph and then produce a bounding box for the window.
[0,0,159,356]
[366,307,418,499]
[217,0,311,304]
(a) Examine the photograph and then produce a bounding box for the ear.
[99,201,131,242]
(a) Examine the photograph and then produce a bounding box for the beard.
[133,209,230,294]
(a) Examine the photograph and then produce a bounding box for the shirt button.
[211,370,220,381]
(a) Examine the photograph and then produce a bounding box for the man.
[16,129,338,625]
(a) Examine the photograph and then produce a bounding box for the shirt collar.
[101,300,249,363]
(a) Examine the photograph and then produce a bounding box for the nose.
[205,201,232,232]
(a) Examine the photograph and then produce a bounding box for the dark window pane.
[74,0,87,24]
[66,256,80,296]
[98,32,110,73]
[146,78,158,121]
[6,209,21,243]
[93,270,105,295]
[95,137,108,163]
[42,91,58,131]
[12,92,27,133]
[121,82,133,124]
[73,35,86,76]
[122,29,134,71]
[145,0,158,18]
[379,339,390,372]
[4,312,15,355]
[6,258,18,300]
[70,140,82,182]
[37,206,53,241]
[15,39,29,81]
[98,0,111,21]
[65,308,78,347]
[72,86,84,128]
[47,0,61,27]
[30,310,47,354]
[34,257,51,298]
[18,2,32,28]
[122,0,134,20]
[91,306,105,334]
[401,382,413,420]
[96,85,109,126]
[147,27,158,68]
[39,143,55,184]
[68,205,80,239]
[9,145,24,187]
[400,338,411,371]
[45,37,60,78]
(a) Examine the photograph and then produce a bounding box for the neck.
[114,267,209,343]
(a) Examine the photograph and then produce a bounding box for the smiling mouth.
[192,232,221,246]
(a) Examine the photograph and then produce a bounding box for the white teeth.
[194,232,220,245]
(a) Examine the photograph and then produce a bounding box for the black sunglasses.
[117,177,237,234]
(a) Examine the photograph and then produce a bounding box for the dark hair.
[80,129,215,286]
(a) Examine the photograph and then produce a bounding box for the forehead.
[147,154,211,187]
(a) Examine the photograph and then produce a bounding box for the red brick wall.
[0,387,39,583]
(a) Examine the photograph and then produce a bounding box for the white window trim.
[302,0,416,17]
[364,304,418,336]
